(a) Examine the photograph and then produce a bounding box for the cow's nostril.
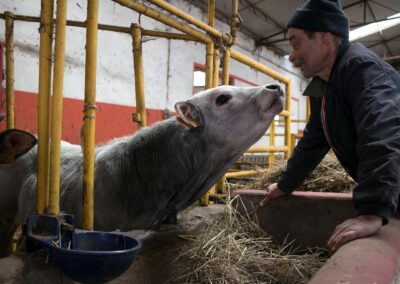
[266,84,280,91]
[266,84,283,97]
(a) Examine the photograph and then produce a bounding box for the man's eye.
[216,94,232,106]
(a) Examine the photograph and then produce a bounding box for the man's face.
[288,28,329,79]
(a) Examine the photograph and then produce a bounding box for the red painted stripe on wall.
[0,91,167,145]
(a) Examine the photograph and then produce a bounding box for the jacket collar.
[329,39,350,83]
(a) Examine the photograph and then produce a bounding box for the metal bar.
[222,48,231,85]
[0,13,200,41]
[279,110,290,117]
[212,47,220,87]
[292,119,307,123]
[146,0,232,44]
[204,0,215,90]
[200,0,216,206]
[48,0,68,215]
[268,120,275,166]
[225,169,269,178]
[5,12,15,129]
[131,24,147,128]
[230,49,290,84]
[247,145,288,153]
[112,0,213,44]
[230,0,239,43]
[284,83,292,158]
[205,42,214,89]
[82,0,99,230]
[36,0,54,215]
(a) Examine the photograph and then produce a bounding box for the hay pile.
[231,152,356,193]
[169,201,326,284]
[169,153,353,283]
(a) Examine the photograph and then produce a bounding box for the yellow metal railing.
[36,0,54,215]
[48,0,68,215]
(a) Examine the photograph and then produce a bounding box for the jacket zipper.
[321,96,339,154]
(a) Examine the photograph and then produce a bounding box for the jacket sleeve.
[346,57,400,224]
[278,97,330,194]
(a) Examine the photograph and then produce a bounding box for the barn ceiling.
[188,0,400,71]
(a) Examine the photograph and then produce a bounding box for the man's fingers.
[328,229,359,254]
[327,215,382,254]
[329,220,354,243]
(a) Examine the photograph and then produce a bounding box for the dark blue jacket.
[278,41,400,224]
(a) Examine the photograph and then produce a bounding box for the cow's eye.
[216,94,232,106]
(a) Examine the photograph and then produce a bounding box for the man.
[260,0,400,254]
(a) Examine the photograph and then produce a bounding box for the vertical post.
[222,48,230,85]
[284,82,292,158]
[205,43,214,89]
[306,96,310,122]
[212,45,220,87]
[230,0,239,44]
[82,0,99,230]
[48,0,68,215]
[200,0,215,206]
[131,24,147,129]
[4,12,15,129]
[268,119,276,168]
[36,0,54,215]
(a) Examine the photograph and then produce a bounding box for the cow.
[0,84,284,257]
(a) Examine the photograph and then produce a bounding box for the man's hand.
[327,214,383,255]
[259,183,286,206]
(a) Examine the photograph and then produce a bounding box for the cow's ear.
[0,129,37,163]
[174,102,203,129]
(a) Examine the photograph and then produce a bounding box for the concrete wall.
[0,0,308,144]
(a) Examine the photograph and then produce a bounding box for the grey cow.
[0,84,284,256]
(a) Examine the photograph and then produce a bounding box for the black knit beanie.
[287,0,349,38]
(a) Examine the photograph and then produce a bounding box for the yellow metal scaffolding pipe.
[200,0,216,206]
[222,48,231,85]
[268,120,276,166]
[284,82,292,158]
[146,0,232,44]
[0,13,199,42]
[82,0,99,230]
[142,30,198,41]
[225,169,269,178]
[112,0,212,44]
[36,0,54,215]
[247,145,288,153]
[131,24,147,128]
[279,110,290,117]
[5,12,15,129]
[230,0,239,43]
[48,0,68,215]
[204,0,215,90]
[207,0,215,28]
[212,47,220,87]
[230,49,290,85]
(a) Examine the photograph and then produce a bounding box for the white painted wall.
[0,0,309,146]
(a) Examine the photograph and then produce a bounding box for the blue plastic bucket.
[47,231,141,283]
